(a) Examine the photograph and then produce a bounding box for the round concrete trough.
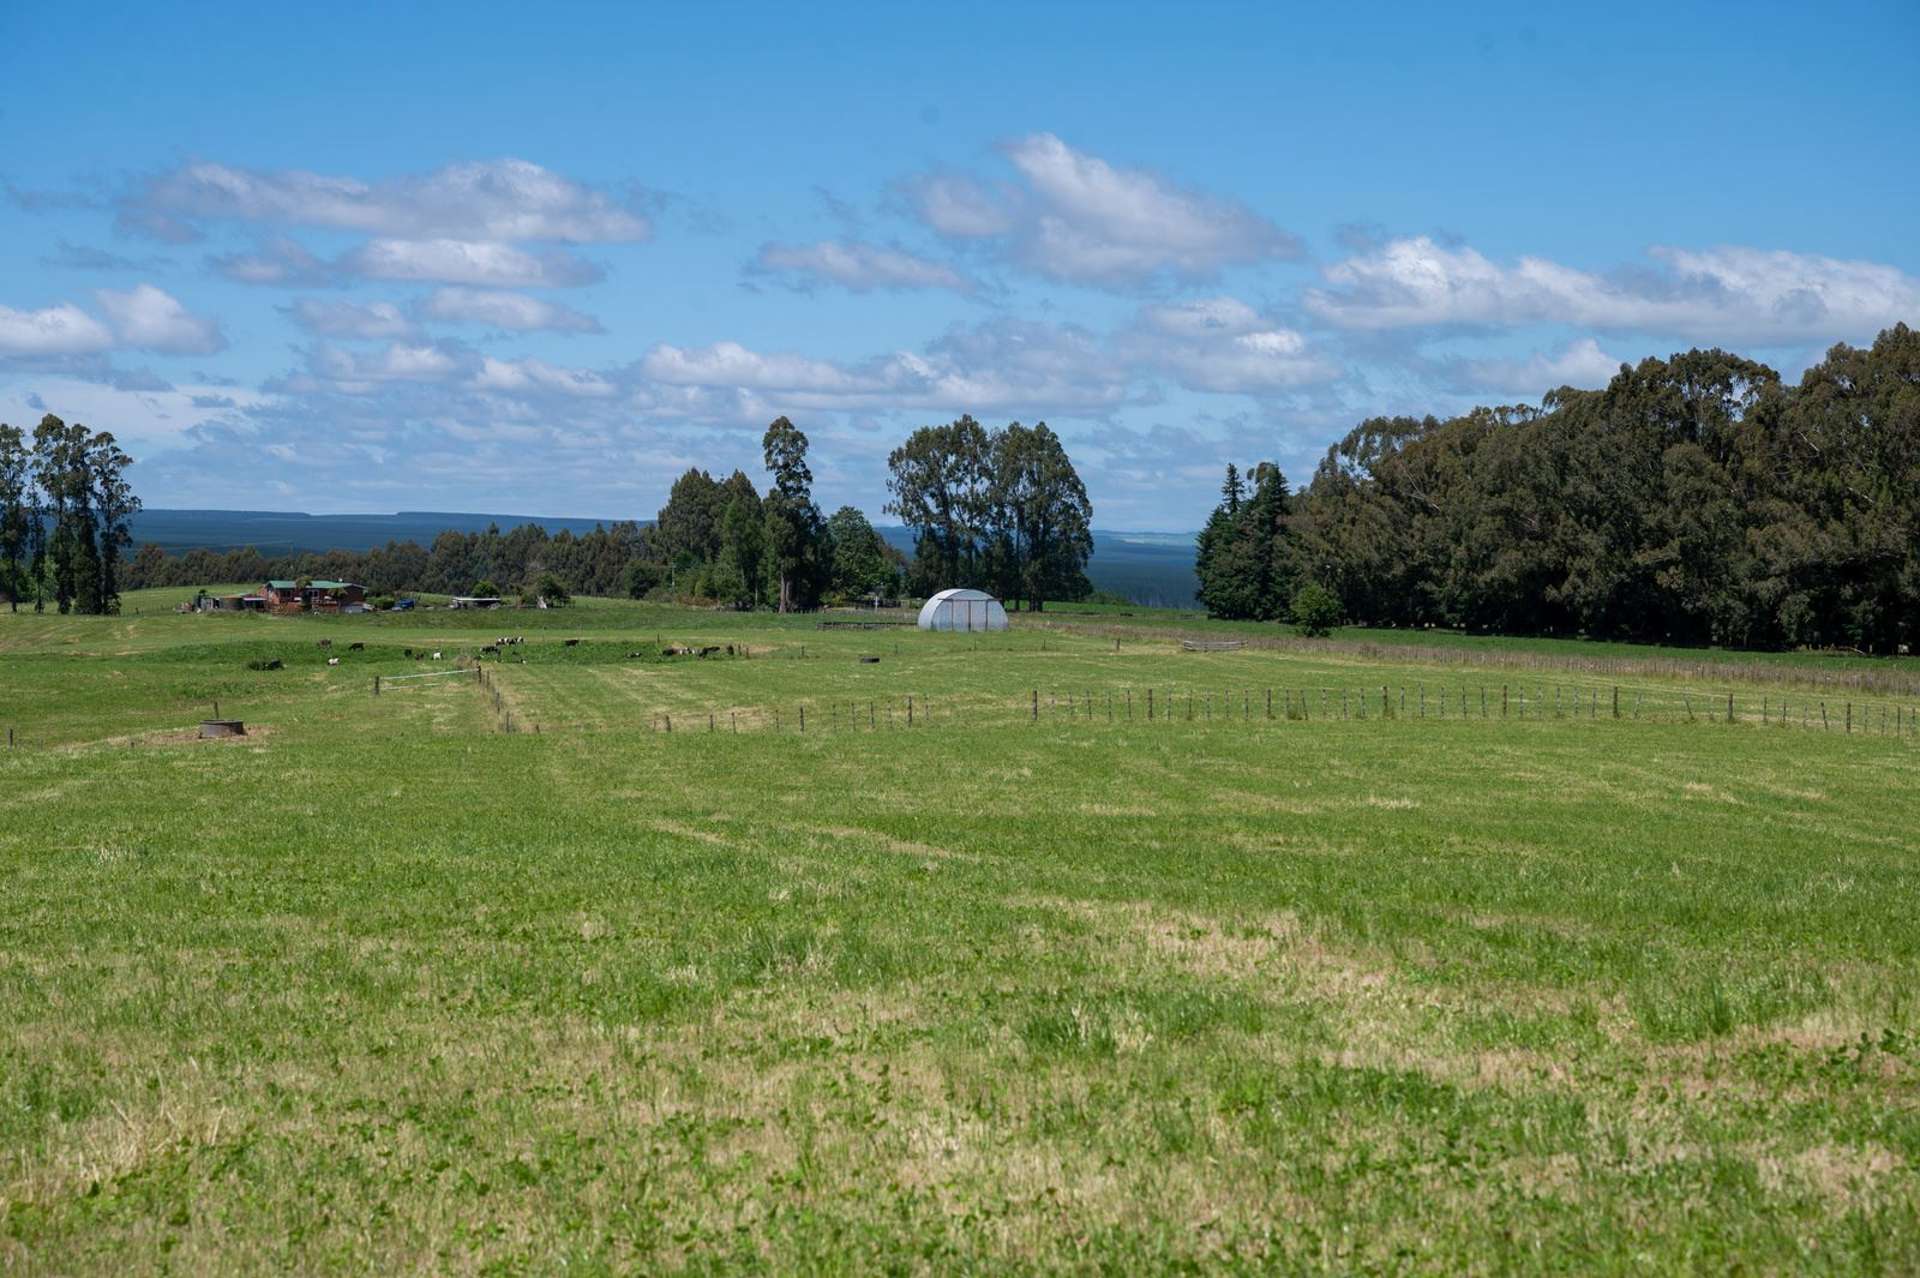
[200,719,247,739]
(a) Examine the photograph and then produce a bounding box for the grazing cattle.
[317,639,332,648]
[564,638,581,647]
[403,648,414,658]
[348,642,364,651]
[481,645,500,656]
[326,657,340,667]
[431,650,442,660]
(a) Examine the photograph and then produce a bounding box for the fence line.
[465,677,1920,742]
[1036,621,1920,700]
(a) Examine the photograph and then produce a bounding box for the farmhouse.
[917,588,1009,632]
[264,579,367,613]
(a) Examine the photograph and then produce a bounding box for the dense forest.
[1196,325,1920,653]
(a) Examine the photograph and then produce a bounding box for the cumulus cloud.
[299,341,465,392]
[0,301,115,356]
[1455,337,1625,397]
[473,356,616,396]
[95,284,226,355]
[418,287,602,332]
[750,240,973,294]
[905,133,1301,287]
[1306,237,1920,342]
[901,173,1016,238]
[643,318,1137,416]
[639,305,1337,416]
[128,158,650,243]
[1120,296,1335,394]
[287,298,417,339]
[341,238,602,287]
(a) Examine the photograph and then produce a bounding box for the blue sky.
[2,0,1916,530]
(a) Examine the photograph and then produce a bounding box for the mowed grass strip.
[1,603,1918,1272]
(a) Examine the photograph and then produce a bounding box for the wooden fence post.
[1033,689,1039,721]
[907,695,914,727]
[799,705,805,733]
[373,675,381,696]
[1846,702,1852,734]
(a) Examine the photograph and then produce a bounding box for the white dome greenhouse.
[916,588,1009,632]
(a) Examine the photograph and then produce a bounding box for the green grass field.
[3,592,1918,1272]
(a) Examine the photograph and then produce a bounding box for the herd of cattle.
[282,634,746,669]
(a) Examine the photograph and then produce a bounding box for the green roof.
[267,579,357,590]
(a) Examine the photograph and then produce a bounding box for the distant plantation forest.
[1197,325,1920,653]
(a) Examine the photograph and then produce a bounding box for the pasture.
[2,593,1918,1273]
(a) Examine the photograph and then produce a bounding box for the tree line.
[0,414,141,614]
[883,416,1093,610]
[114,414,1098,612]
[1196,324,1920,653]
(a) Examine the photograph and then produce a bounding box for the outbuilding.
[916,588,1009,632]
[264,579,366,612]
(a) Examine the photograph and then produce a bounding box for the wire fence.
[1037,622,1920,700]
[470,673,1920,741]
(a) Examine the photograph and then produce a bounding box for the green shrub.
[1291,582,1341,637]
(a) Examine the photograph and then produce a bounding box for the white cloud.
[419,287,602,332]
[643,341,876,395]
[1122,296,1335,394]
[473,356,616,397]
[0,301,115,356]
[288,298,417,339]
[907,134,1301,287]
[0,375,271,453]
[644,319,1138,416]
[95,284,226,355]
[303,341,463,392]
[341,238,602,287]
[1306,236,1920,342]
[1457,338,1625,397]
[134,158,650,243]
[752,240,972,294]
[210,237,336,286]
[906,174,1015,238]
[1136,296,1266,339]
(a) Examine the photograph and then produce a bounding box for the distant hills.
[130,509,1200,608]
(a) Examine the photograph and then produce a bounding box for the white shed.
[917,588,1009,632]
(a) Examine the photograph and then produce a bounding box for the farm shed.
[264,579,366,612]
[917,588,1008,632]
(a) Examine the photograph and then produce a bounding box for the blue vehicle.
[391,598,416,612]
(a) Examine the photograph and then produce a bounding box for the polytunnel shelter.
[916,588,1009,632]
